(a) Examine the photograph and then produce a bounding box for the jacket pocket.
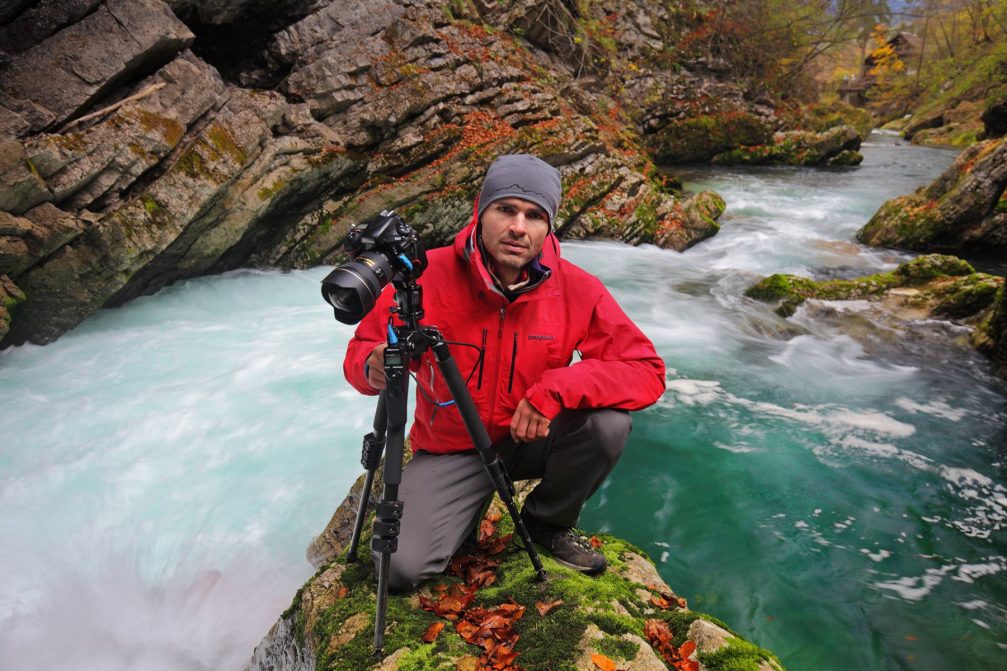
[507,330,518,393]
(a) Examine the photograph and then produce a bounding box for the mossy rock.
[982,84,1007,138]
[649,112,772,164]
[250,497,786,671]
[745,254,997,320]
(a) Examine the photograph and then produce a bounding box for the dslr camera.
[320,211,427,324]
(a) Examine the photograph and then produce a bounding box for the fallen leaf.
[456,656,480,671]
[679,640,696,658]
[535,599,564,616]
[589,536,604,548]
[336,585,348,599]
[650,595,671,610]
[422,621,445,643]
[591,652,618,671]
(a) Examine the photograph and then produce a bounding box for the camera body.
[321,211,427,325]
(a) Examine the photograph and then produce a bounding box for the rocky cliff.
[0,0,810,346]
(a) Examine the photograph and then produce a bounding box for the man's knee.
[581,409,631,463]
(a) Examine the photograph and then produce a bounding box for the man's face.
[480,197,550,283]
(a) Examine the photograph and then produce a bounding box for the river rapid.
[1,133,1004,670]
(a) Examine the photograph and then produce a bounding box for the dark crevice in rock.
[0,0,37,24]
[555,175,624,238]
[182,10,306,89]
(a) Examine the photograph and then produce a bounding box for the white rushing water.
[2,134,1004,670]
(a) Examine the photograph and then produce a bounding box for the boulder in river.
[856,136,1007,255]
[248,476,787,671]
[745,254,1005,369]
[711,125,864,167]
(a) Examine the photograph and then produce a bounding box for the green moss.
[206,124,246,164]
[595,634,639,661]
[133,109,185,146]
[257,178,288,202]
[896,254,975,282]
[141,194,162,214]
[934,274,1002,318]
[651,112,772,164]
[1,283,26,309]
[698,637,782,671]
[744,274,817,302]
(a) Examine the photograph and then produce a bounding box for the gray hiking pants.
[376,408,631,592]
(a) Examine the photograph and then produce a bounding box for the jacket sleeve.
[343,285,397,395]
[525,287,666,418]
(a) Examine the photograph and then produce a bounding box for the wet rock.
[0,274,25,340]
[857,136,1007,254]
[711,125,863,166]
[249,480,787,671]
[982,84,1007,138]
[0,0,193,136]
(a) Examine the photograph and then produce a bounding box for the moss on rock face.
[253,494,787,671]
[649,112,772,164]
[746,254,1000,326]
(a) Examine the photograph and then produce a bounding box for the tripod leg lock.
[371,500,404,554]
[361,432,384,470]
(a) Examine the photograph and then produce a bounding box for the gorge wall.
[0,0,810,346]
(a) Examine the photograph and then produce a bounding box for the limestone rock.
[0,0,104,54]
[857,136,1007,253]
[0,204,86,278]
[0,274,25,340]
[711,124,863,166]
[24,51,227,210]
[2,0,737,347]
[0,0,194,136]
[244,613,315,671]
[0,139,52,214]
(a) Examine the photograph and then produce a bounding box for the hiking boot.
[519,511,607,576]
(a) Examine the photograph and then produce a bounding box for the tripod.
[345,274,547,657]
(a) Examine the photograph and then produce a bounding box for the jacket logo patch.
[527,334,555,341]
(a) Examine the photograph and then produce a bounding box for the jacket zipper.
[507,330,518,393]
[477,328,488,389]
[486,307,507,428]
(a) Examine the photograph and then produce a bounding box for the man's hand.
[366,343,388,389]
[510,398,550,443]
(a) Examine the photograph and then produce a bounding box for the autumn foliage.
[419,510,532,671]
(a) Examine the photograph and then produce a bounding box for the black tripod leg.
[347,394,387,562]
[372,372,409,657]
[430,340,547,582]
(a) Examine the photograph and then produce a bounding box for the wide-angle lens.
[320,251,393,324]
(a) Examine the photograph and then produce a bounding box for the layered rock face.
[0,0,771,346]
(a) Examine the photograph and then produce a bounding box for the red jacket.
[343,213,666,454]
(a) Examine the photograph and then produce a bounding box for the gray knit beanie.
[477,154,562,226]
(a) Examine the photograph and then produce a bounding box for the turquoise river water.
[1,133,1004,670]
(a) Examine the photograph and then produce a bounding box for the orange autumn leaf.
[591,652,618,671]
[336,585,348,599]
[535,599,564,616]
[422,621,446,643]
[680,640,696,658]
[650,595,671,610]
[589,536,604,548]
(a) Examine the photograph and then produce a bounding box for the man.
[343,154,665,591]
